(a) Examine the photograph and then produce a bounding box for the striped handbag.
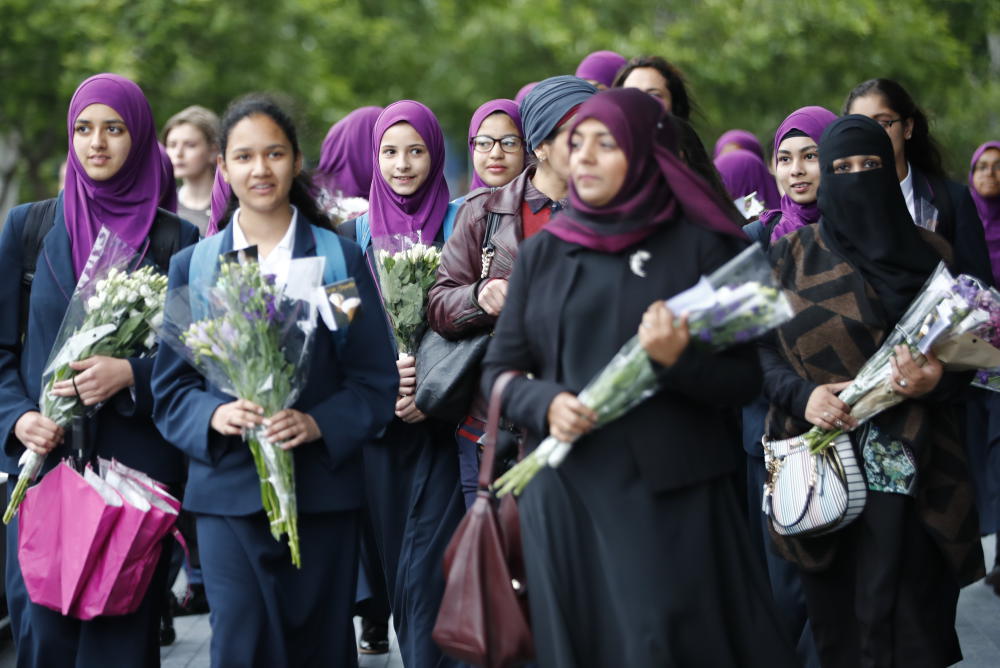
[761,432,867,537]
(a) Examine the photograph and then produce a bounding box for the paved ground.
[0,537,997,666]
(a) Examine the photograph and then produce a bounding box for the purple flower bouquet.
[156,255,326,567]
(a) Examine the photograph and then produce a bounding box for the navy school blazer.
[151,218,399,515]
[0,193,200,484]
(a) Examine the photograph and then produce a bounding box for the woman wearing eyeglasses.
[466,99,525,191]
[844,78,992,285]
[427,76,597,507]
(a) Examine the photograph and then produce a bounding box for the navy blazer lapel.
[41,195,78,304]
[291,216,316,259]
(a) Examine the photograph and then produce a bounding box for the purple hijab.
[157,143,178,213]
[714,149,781,210]
[713,129,764,161]
[762,106,838,243]
[971,141,1000,285]
[64,73,164,277]
[467,99,525,190]
[205,167,231,237]
[546,88,745,253]
[514,82,538,105]
[575,51,628,88]
[314,106,383,199]
[368,101,451,241]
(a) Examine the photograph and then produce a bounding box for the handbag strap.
[480,370,522,490]
[480,210,503,279]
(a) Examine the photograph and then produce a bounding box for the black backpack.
[18,199,181,343]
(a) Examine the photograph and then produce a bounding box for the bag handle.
[480,370,522,490]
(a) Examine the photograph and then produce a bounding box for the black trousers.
[799,492,962,668]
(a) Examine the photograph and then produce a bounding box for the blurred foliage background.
[1,0,998,204]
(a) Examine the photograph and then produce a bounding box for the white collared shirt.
[899,161,916,222]
[231,206,298,288]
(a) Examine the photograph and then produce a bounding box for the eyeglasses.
[876,118,903,130]
[470,135,524,153]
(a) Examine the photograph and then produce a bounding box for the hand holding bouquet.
[495,245,794,496]
[804,263,1000,454]
[373,234,442,356]
[4,228,168,524]
[156,254,325,567]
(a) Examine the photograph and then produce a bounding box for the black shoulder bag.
[414,210,503,422]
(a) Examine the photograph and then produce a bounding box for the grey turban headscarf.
[519,75,598,152]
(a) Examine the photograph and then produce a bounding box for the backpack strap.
[188,231,228,319]
[18,198,58,342]
[442,201,460,242]
[311,226,347,285]
[355,213,372,254]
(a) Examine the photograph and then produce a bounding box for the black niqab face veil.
[817,114,942,321]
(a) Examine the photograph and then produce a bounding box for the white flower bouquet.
[155,254,325,567]
[373,233,442,356]
[495,245,794,496]
[4,228,168,524]
[804,263,1000,454]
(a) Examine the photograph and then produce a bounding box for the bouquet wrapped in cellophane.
[4,228,168,524]
[804,263,1000,454]
[969,292,1000,391]
[155,253,326,567]
[372,233,441,356]
[495,245,794,497]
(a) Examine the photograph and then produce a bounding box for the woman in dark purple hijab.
[481,88,796,667]
[0,72,199,666]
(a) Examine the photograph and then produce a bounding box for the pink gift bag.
[19,459,179,620]
[18,461,123,616]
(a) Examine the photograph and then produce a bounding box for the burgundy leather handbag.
[432,371,534,667]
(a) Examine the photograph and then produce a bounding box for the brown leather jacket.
[427,168,534,338]
[426,168,535,421]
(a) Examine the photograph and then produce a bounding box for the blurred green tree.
[0,0,996,203]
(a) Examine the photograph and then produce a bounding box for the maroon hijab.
[545,88,745,253]
[64,74,164,277]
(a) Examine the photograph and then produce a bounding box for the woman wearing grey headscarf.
[428,75,597,507]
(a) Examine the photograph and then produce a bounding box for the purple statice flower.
[952,277,982,305]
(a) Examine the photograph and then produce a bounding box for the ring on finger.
[898,378,908,388]
[835,419,844,428]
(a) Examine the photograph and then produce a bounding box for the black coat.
[481,218,762,493]
[914,167,993,286]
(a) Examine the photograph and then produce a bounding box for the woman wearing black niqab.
[760,115,985,667]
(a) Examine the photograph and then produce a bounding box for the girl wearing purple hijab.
[971,141,1000,286]
[0,73,199,666]
[714,128,765,160]
[313,106,383,222]
[467,98,525,190]
[337,100,465,668]
[743,106,838,247]
[739,105,837,668]
[481,88,796,668]
[575,49,628,89]
[968,140,1000,596]
[714,148,782,211]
